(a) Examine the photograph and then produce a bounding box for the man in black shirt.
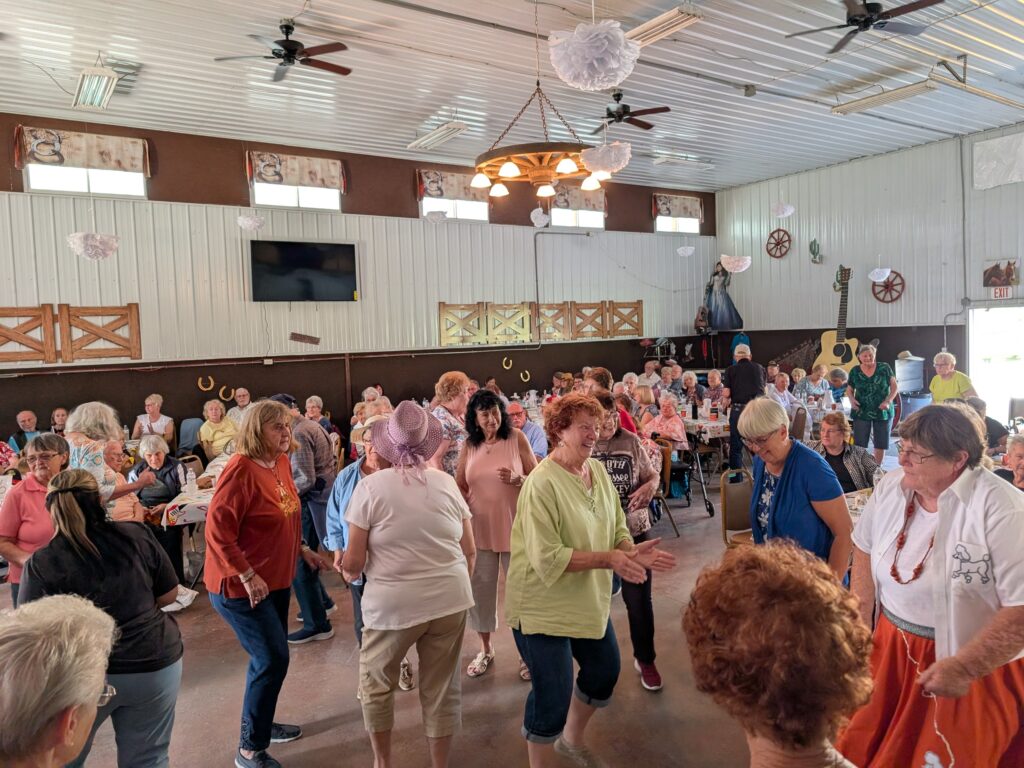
[722,344,767,469]
[967,397,1009,455]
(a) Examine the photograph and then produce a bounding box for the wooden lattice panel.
[607,300,643,338]
[439,303,487,347]
[485,303,533,345]
[0,305,57,363]
[570,302,608,340]
[534,302,571,342]
[57,304,142,362]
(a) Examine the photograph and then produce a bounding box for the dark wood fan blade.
[625,117,654,130]
[214,54,276,61]
[628,106,670,117]
[829,28,860,54]
[785,23,849,39]
[248,34,282,51]
[272,64,289,82]
[300,58,352,76]
[302,41,348,57]
[874,20,926,35]
[880,0,944,21]
[589,120,614,135]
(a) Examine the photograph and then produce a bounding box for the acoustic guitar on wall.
[813,265,859,373]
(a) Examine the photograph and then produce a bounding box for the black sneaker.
[269,723,302,743]
[287,626,334,645]
[235,750,282,768]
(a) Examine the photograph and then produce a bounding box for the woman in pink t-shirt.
[0,433,69,606]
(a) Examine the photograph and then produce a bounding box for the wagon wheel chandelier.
[471,5,596,199]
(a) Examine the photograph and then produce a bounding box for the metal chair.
[652,438,680,538]
[178,454,204,481]
[720,468,755,548]
[789,406,808,442]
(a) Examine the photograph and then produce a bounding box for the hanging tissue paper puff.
[868,267,892,283]
[720,254,752,274]
[549,20,639,92]
[66,233,119,262]
[677,246,695,258]
[237,214,265,231]
[581,141,632,174]
[425,210,448,223]
[704,260,744,331]
[771,201,796,218]
[530,207,551,228]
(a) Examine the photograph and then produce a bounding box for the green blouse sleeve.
[517,474,574,588]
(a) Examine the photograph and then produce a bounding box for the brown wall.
[0,112,716,235]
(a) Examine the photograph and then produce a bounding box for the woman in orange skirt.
[838,405,1024,767]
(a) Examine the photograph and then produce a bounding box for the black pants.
[292,500,329,632]
[729,404,746,469]
[149,524,184,584]
[620,531,655,664]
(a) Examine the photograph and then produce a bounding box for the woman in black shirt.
[810,412,879,494]
[19,468,183,768]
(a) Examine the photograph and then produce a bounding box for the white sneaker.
[161,600,184,613]
[176,585,199,608]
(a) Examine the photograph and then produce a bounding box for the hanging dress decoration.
[704,260,744,331]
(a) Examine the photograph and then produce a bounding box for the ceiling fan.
[785,0,945,55]
[214,18,351,81]
[591,90,670,134]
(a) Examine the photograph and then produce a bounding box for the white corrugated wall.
[0,191,717,368]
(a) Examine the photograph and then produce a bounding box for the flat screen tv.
[250,240,358,302]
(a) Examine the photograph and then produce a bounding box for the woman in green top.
[846,345,898,464]
[505,393,675,768]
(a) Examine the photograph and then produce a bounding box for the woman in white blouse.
[131,393,175,444]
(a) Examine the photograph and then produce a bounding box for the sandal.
[467,650,495,677]
[519,659,532,681]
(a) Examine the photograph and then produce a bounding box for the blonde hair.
[435,371,470,402]
[791,368,806,381]
[65,402,121,442]
[635,384,656,407]
[144,393,164,407]
[235,400,295,459]
[737,398,789,440]
[306,395,323,409]
[46,470,103,560]
[202,399,225,419]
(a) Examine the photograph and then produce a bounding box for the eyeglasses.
[25,453,59,464]
[97,683,117,707]
[895,441,935,465]
[741,432,777,450]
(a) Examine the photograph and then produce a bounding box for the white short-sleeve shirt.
[136,413,173,435]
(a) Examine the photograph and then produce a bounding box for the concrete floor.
[5,490,751,768]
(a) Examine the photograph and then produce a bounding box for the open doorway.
[968,306,1024,424]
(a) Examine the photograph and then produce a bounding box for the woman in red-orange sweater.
[205,400,328,768]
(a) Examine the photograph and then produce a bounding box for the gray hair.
[361,387,379,402]
[660,392,680,408]
[934,351,956,366]
[829,368,849,383]
[900,404,984,469]
[139,434,170,455]
[1008,434,1024,453]
[306,395,323,409]
[857,344,877,359]
[65,402,122,442]
[144,393,163,407]
[0,595,117,761]
[202,399,224,419]
[25,433,69,458]
[622,372,639,384]
[681,371,698,386]
[737,398,789,440]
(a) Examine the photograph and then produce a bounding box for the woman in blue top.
[737,398,852,580]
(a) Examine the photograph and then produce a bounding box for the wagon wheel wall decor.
[766,228,792,259]
[872,270,905,303]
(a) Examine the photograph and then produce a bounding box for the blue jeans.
[729,404,746,469]
[292,499,330,632]
[512,620,620,743]
[68,659,182,768]
[210,588,291,752]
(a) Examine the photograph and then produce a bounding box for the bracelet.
[239,569,255,584]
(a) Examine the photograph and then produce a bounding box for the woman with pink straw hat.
[342,401,477,768]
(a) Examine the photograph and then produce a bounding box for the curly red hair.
[682,541,872,749]
[543,393,605,446]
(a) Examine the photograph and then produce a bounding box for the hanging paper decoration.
[581,141,632,174]
[424,210,448,223]
[868,267,892,283]
[771,201,796,218]
[677,246,695,257]
[530,207,551,228]
[66,233,119,262]
[549,20,639,92]
[237,214,265,231]
[720,254,752,273]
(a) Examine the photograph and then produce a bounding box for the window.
[252,182,341,211]
[656,215,700,234]
[420,197,489,222]
[24,164,146,197]
[551,208,605,229]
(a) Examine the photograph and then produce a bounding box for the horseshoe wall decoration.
[502,356,513,370]
[218,386,236,402]
[520,370,531,383]
[197,376,215,392]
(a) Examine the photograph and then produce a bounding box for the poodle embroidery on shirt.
[951,543,991,584]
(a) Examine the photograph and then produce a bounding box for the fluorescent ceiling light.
[406,120,468,150]
[71,66,118,111]
[652,155,715,171]
[831,79,936,116]
[625,4,703,48]
[928,73,1024,111]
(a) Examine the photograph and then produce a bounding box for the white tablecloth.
[683,417,730,441]
[162,488,214,528]
[845,488,872,524]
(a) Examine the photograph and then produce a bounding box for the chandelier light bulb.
[489,182,510,198]
[581,174,602,191]
[593,170,612,181]
[555,157,579,174]
[498,161,522,178]
[536,184,557,198]
[470,172,493,188]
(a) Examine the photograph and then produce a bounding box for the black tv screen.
[250,240,358,302]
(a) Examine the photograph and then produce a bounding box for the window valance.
[14,125,151,176]
[417,169,489,203]
[552,184,606,212]
[247,151,347,192]
[652,193,703,221]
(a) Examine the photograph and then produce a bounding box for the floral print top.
[431,405,467,477]
[848,363,895,422]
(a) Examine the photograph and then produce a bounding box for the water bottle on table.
[185,467,198,494]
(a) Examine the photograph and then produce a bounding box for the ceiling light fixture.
[536,184,556,198]
[499,161,523,178]
[581,174,602,191]
[489,182,509,198]
[928,73,1024,111]
[651,155,715,171]
[71,66,119,111]
[406,120,469,150]
[555,157,579,174]
[831,79,937,116]
[470,172,492,188]
[625,4,703,48]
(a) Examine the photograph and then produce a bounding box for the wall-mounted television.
[250,240,359,302]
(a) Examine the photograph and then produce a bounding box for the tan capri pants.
[468,549,510,634]
[359,609,467,737]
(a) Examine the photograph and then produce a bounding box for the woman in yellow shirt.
[199,399,238,461]
[929,351,978,403]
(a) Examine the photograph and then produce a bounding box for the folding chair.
[720,468,755,548]
[789,407,808,442]
[651,438,680,538]
[178,454,204,480]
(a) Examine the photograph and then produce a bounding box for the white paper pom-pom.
[677,246,695,257]
[721,254,752,273]
[66,233,119,262]
[237,214,265,231]
[530,208,551,228]
[425,210,448,223]
[868,267,892,283]
[771,201,796,218]
[549,20,639,92]
[581,141,632,174]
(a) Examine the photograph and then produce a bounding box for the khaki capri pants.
[468,549,510,633]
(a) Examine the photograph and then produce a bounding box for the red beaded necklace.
[890,495,935,585]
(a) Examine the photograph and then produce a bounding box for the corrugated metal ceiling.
[2,0,1024,191]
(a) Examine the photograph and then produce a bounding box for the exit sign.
[991,286,1015,300]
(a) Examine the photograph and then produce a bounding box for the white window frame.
[419,197,489,222]
[251,181,341,211]
[23,164,147,199]
[551,207,605,230]
[655,215,701,234]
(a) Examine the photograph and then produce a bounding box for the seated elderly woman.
[0,595,118,768]
[789,367,806,391]
[996,434,1024,492]
[305,395,334,433]
[103,441,146,524]
[683,541,872,768]
[738,398,852,579]
[767,373,801,417]
[641,393,689,450]
[679,371,707,406]
[198,399,237,461]
[810,412,879,494]
[929,350,978,403]
[828,368,849,404]
[704,369,725,404]
[795,364,831,401]
[131,393,175,445]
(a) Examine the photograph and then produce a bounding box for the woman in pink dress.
[642,394,689,451]
[456,389,538,680]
